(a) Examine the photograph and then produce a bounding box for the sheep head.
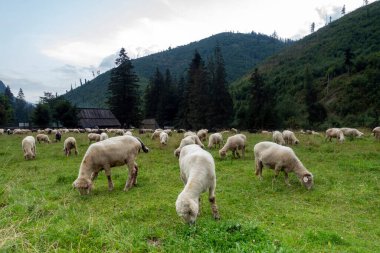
[219,149,227,158]
[302,173,314,190]
[24,152,35,160]
[73,178,93,195]
[176,198,198,225]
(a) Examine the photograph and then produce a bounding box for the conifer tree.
[144,68,163,120]
[207,45,233,129]
[185,51,210,130]
[107,48,141,128]
[15,88,27,123]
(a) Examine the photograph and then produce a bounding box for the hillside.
[63,32,288,108]
[231,1,380,129]
[0,80,6,93]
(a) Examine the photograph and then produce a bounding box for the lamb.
[325,128,345,143]
[254,141,313,190]
[88,133,101,144]
[272,131,285,145]
[197,129,208,142]
[219,134,246,159]
[340,127,364,138]
[63,137,78,156]
[208,133,223,149]
[176,144,220,224]
[373,127,380,140]
[36,134,51,144]
[22,136,36,160]
[174,135,204,157]
[160,131,169,145]
[282,130,299,145]
[100,132,109,141]
[73,135,149,195]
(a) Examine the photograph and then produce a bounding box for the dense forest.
[63,32,288,108]
[231,1,380,129]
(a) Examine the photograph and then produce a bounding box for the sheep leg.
[284,172,291,186]
[124,161,135,191]
[235,148,240,158]
[242,145,245,159]
[131,162,138,186]
[90,171,99,181]
[255,159,263,180]
[198,197,201,216]
[272,166,281,186]
[104,167,114,191]
[209,183,220,220]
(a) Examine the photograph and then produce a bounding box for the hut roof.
[77,108,121,128]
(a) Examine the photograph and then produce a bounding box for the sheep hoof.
[213,214,220,220]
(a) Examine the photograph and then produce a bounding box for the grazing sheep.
[197,129,208,142]
[272,131,285,145]
[254,141,313,190]
[22,136,36,160]
[63,137,78,156]
[55,131,62,142]
[325,128,345,143]
[124,131,133,136]
[282,130,299,145]
[100,132,109,141]
[0,129,4,134]
[151,129,163,140]
[174,135,204,157]
[176,144,220,224]
[340,128,364,138]
[208,133,223,149]
[88,133,101,144]
[164,129,173,136]
[219,134,246,159]
[73,136,149,195]
[160,131,169,145]
[373,127,380,140]
[231,128,238,133]
[36,134,51,144]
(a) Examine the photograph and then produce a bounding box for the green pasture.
[0,131,379,252]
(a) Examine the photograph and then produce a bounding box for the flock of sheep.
[3,125,378,224]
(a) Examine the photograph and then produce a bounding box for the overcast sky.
[0,0,368,103]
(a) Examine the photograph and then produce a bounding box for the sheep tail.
[136,137,149,153]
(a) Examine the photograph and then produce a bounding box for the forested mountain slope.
[63,32,288,108]
[231,1,380,129]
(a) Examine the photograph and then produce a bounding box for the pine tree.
[207,45,233,129]
[0,94,13,125]
[185,51,210,130]
[15,88,27,123]
[107,48,141,128]
[311,22,315,33]
[32,103,51,128]
[144,68,164,122]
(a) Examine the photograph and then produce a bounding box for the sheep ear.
[303,176,309,183]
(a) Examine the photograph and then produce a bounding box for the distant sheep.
[282,130,299,145]
[340,128,364,138]
[22,136,36,160]
[373,127,380,140]
[197,129,208,142]
[124,131,133,136]
[55,131,62,142]
[219,134,246,159]
[174,135,204,157]
[325,128,345,143]
[176,144,220,224]
[151,129,163,140]
[184,131,196,138]
[272,131,285,145]
[88,133,101,144]
[254,141,313,190]
[160,131,169,145]
[36,134,51,144]
[208,133,223,149]
[63,137,78,156]
[73,136,149,195]
[100,132,109,141]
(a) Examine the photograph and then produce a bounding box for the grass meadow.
[0,130,379,252]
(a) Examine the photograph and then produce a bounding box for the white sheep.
[197,129,208,142]
[36,134,51,144]
[254,141,313,190]
[176,144,220,224]
[88,133,101,144]
[184,131,196,137]
[151,129,163,140]
[282,130,299,145]
[63,137,78,156]
[272,131,285,145]
[325,128,345,143]
[160,131,169,145]
[340,128,364,138]
[73,135,149,195]
[174,135,204,157]
[100,132,109,141]
[208,133,223,149]
[124,131,133,136]
[219,134,246,159]
[22,136,36,160]
[373,127,380,140]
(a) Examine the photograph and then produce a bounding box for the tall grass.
[0,131,379,252]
